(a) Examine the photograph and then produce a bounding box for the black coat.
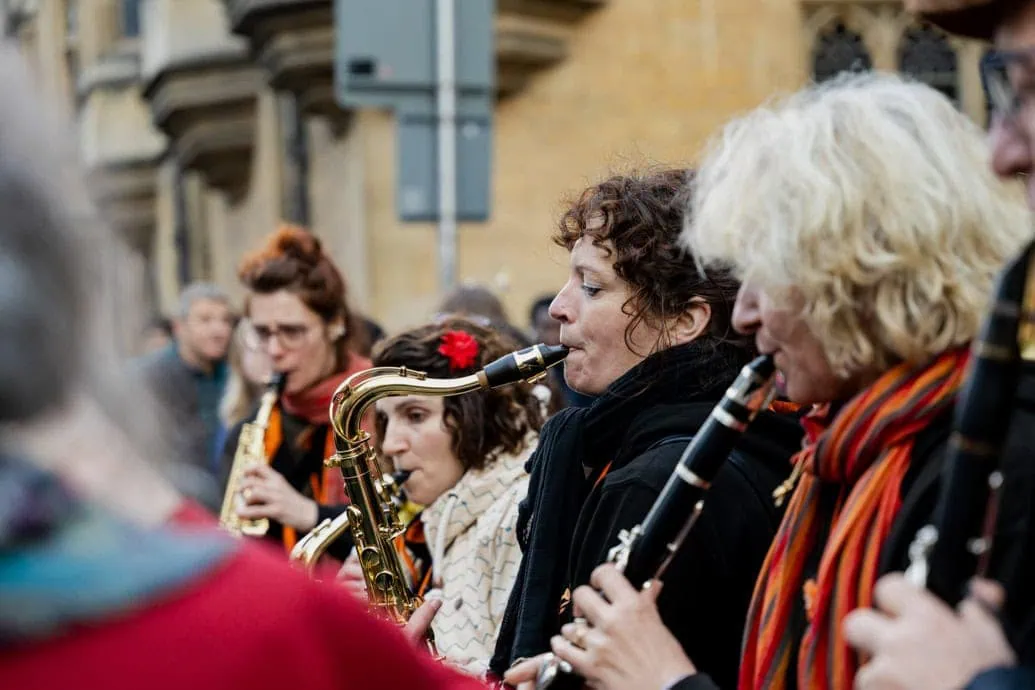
[221,409,351,560]
[671,409,956,690]
[490,342,804,689]
[966,668,1035,690]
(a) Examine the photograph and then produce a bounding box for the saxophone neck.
[329,368,483,446]
[254,373,287,428]
[328,343,569,443]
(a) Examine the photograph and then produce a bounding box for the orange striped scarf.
[739,347,969,690]
[263,405,346,554]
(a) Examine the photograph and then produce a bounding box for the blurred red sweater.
[0,501,485,690]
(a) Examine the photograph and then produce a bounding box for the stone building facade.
[7,0,991,335]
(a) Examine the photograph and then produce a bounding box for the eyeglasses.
[981,48,1035,123]
[241,321,317,351]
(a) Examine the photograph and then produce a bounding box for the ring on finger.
[570,618,590,649]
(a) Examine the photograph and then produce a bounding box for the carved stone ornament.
[221,0,346,123]
[144,55,264,201]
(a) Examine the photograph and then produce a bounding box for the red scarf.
[281,354,372,423]
[739,347,968,690]
[267,354,372,553]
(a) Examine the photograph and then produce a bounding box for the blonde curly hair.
[684,71,1033,377]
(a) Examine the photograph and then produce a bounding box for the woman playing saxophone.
[337,317,547,677]
[220,225,372,559]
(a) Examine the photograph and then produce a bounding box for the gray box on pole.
[335,0,494,222]
[398,103,492,222]
[336,0,493,107]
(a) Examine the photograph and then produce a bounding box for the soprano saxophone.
[218,372,286,536]
[323,343,568,645]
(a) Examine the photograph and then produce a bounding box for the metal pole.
[436,0,458,292]
[173,162,191,288]
[279,91,310,227]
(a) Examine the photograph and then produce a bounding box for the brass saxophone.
[218,373,286,536]
[290,470,411,577]
[319,343,568,643]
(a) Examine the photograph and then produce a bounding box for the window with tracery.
[812,22,872,82]
[65,0,77,41]
[898,25,959,105]
[121,0,140,38]
[980,47,997,127]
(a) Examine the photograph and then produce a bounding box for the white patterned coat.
[421,441,533,678]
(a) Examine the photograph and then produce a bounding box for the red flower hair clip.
[438,330,480,371]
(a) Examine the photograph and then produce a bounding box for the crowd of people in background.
[132,272,583,514]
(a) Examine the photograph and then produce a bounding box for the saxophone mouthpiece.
[391,470,412,485]
[478,344,569,389]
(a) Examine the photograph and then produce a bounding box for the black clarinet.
[535,354,777,689]
[905,240,1035,605]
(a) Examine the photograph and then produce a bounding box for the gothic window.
[65,0,77,41]
[980,47,997,127]
[898,25,959,105]
[812,22,872,82]
[121,0,141,38]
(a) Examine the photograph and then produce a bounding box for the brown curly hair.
[371,317,544,472]
[238,224,366,369]
[554,168,748,355]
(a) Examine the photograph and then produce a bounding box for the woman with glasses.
[220,225,372,559]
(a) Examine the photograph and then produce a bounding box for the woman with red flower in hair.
[338,316,545,679]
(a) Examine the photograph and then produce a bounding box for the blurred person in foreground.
[221,225,371,560]
[542,74,1032,690]
[0,41,481,690]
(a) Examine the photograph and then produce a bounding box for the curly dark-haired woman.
[493,169,804,690]
[338,317,544,677]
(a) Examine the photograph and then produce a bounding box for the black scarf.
[489,340,749,676]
